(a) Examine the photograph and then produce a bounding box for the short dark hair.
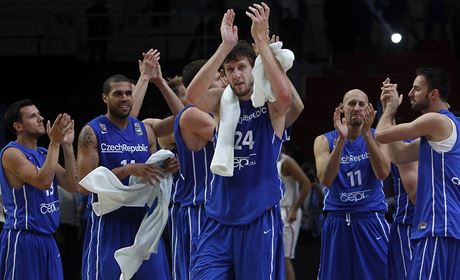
[4,99,35,135]
[223,40,257,68]
[182,59,207,88]
[102,74,132,94]
[415,67,451,101]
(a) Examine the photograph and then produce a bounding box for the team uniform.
[192,101,286,279]
[277,154,303,259]
[387,164,416,279]
[407,110,460,279]
[0,142,63,279]
[168,147,183,279]
[82,115,170,280]
[318,129,390,280]
[172,105,215,279]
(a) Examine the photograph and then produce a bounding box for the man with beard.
[313,89,391,280]
[0,99,79,279]
[376,67,460,279]
[77,74,177,279]
[186,3,297,279]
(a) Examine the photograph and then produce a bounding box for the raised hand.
[333,106,348,139]
[47,113,72,145]
[361,103,376,132]
[246,2,270,43]
[62,119,75,146]
[380,78,402,116]
[220,9,238,48]
[138,48,160,80]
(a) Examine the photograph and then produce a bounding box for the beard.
[109,106,131,119]
[411,96,429,113]
[230,78,254,97]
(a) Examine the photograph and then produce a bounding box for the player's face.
[224,57,254,99]
[342,90,368,127]
[17,105,45,137]
[104,81,133,118]
[408,75,430,113]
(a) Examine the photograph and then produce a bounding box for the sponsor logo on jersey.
[100,143,149,153]
[239,107,267,124]
[134,122,144,136]
[40,200,60,214]
[339,189,370,202]
[340,152,370,164]
[99,123,108,134]
[418,222,428,230]
[234,153,257,170]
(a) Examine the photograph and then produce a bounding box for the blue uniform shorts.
[388,223,415,279]
[0,228,63,280]
[408,236,460,279]
[192,205,284,279]
[318,212,390,280]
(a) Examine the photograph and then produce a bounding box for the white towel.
[79,149,174,280]
[210,85,240,177]
[251,41,295,108]
[210,42,294,177]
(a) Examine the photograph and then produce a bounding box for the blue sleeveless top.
[391,164,414,225]
[412,110,460,240]
[205,101,285,225]
[86,115,150,215]
[173,105,215,207]
[0,142,60,234]
[323,129,387,213]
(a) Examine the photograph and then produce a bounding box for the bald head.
[343,89,368,104]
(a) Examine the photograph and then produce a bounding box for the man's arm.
[361,103,390,180]
[77,125,100,195]
[180,107,216,143]
[185,9,238,113]
[396,161,418,204]
[314,134,344,187]
[131,48,160,118]
[2,114,72,190]
[55,119,80,193]
[247,3,291,137]
[150,62,184,115]
[282,155,312,223]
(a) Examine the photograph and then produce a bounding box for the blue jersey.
[206,101,285,225]
[0,142,59,234]
[82,115,171,279]
[323,129,387,212]
[412,110,460,240]
[173,106,215,207]
[391,164,414,225]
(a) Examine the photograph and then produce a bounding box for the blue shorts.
[318,212,390,280]
[408,236,460,279]
[388,223,415,279]
[192,205,284,279]
[174,204,206,279]
[169,203,180,279]
[0,229,63,280]
[82,208,170,280]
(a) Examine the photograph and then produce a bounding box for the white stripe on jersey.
[86,195,95,280]
[396,178,401,221]
[431,149,435,236]
[12,188,18,229]
[188,206,192,280]
[407,225,413,259]
[204,146,208,203]
[269,208,274,280]
[23,187,28,230]
[192,152,197,206]
[96,214,102,280]
[442,153,447,237]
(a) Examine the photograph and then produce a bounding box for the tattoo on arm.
[78,126,95,149]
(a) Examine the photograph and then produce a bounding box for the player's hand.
[361,103,376,132]
[47,113,72,145]
[127,163,165,184]
[246,2,270,43]
[162,157,179,174]
[333,106,348,140]
[220,9,238,48]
